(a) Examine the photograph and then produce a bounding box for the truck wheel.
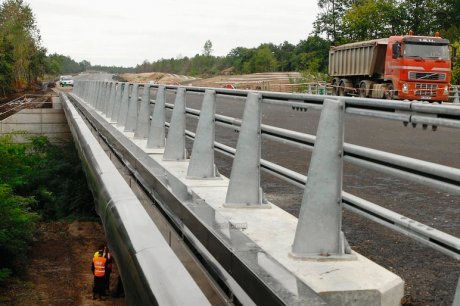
[338,81,346,96]
[332,78,340,95]
[385,84,395,100]
[359,82,367,98]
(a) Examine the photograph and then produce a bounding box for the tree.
[342,0,402,41]
[202,40,213,57]
[0,0,45,93]
[247,45,278,73]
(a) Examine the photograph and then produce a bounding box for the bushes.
[0,184,38,282]
[0,133,95,283]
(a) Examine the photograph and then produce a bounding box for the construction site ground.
[0,221,125,306]
[120,71,307,92]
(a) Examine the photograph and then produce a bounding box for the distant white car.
[59,75,74,87]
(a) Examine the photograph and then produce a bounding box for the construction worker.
[92,246,107,300]
[93,245,113,294]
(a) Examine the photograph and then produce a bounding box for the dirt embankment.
[0,221,125,306]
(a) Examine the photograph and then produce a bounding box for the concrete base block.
[132,138,164,154]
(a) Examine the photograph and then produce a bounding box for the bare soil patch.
[0,221,125,306]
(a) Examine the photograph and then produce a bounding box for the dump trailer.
[329,33,452,101]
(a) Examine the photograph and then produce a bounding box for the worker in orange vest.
[92,245,107,300]
[93,246,113,293]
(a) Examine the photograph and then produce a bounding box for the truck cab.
[385,34,451,101]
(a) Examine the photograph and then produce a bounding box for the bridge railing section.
[72,80,460,305]
[60,92,211,306]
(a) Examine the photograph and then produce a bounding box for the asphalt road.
[178,90,460,306]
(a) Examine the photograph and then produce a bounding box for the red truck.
[329,33,453,101]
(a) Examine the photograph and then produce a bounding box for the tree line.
[133,0,460,83]
[134,37,331,77]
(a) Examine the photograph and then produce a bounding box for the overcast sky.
[27,0,319,67]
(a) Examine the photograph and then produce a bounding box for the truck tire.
[339,79,353,96]
[359,82,367,98]
[384,83,395,100]
[332,78,340,95]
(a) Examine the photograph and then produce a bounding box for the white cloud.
[27,0,319,67]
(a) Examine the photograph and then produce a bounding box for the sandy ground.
[120,72,196,85]
[120,71,307,92]
[0,221,125,306]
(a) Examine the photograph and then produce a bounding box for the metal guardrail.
[72,80,460,305]
[274,82,460,102]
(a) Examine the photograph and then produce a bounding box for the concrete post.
[111,83,123,123]
[87,81,92,103]
[125,84,139,132]
[454,86,459,105]
[118,83,131,128]
[163,88,187,161]
[147,86,166,148]
[95,82,102,108]
[187,90,219,179]
[308,84,312,94]
[93,81,99,107]
[97,82,107,111]
[291,98,352,260]
[106,82,117,118]
[88,81,94,105]
[224,92,267,208]
[454,276,460,306]
[134,84,151,139]
[100,82,109,114]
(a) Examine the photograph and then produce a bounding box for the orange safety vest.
[93,256,106,277]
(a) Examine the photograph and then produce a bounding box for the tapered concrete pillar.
[224,92,267,208]
[187,90,219,178]
[163,88,187,160]
[454,276,460,306]
[291,98,352,260]
[125,84,139,132]
[118,84,131,128]
[100,82,109,113]
[94,82,100,108]
[97,82,107,111]
[107,82,117,118]
[134,84,151,139]
[111,83,123,123]
[147,86,166,148]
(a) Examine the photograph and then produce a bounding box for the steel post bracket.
[224,92,269,208]
[111,83,123,123]
[107,82,116,119]
[291,98,355,260]
[187,89,220,179]
[135,84,151,139]
[163,87,187,160]
[147,86,166,148]
[125,84,139,132]
[118,83,131,128]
